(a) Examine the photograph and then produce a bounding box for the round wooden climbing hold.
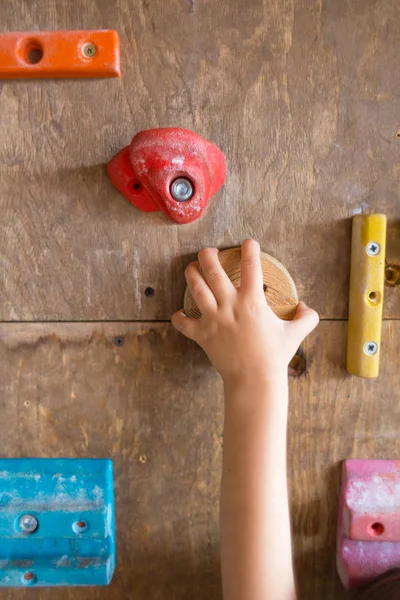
[183,247,298,320]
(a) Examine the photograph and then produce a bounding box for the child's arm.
[172,239,319,600]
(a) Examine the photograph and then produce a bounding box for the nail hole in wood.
[145,287,155,298]
[114,336,124,347]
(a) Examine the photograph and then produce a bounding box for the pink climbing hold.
[337,459,400,589]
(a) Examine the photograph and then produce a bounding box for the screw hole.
[72,519,88,534]
[367,290,379,305]
[145,287,155,298]
[369,522,385,536]
[24,400,30,407]
[263,284,268,292]
[129,180,142,194]
[397,131,400,137]
[139,455,147,464]
[114,336,124,347]
[27,45,43,64]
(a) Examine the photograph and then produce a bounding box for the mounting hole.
[369,522,385,536]
[22,571,36,585]
[129,180,142,194]
[367,290,380,305]
[28,47,43,64]
[21,39,44,65]
[72,520,89,534]
[139,455,147,464]
[145,287,155,298]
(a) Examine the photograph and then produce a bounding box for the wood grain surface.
[183,247,299,320]
[0,321,399,599]
[0,0,399,321]
[0,1,399,598]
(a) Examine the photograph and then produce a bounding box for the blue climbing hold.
[0,458,116,587]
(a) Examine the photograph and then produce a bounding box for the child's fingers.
[239,239,264,295]
[185,261,217,313]
[197,248,235,303]
[171,311,200,341]
[287,301,319,341]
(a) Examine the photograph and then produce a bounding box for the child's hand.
[172,239,319,386]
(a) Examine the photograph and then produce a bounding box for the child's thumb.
[288,301,319,342]
[171,310,200,342]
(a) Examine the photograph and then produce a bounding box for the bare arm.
[172,239,319,600]
[221,376,294,600]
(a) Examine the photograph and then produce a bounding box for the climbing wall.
[0,1,399,598]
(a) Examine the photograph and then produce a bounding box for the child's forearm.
[172,240,318,599]
[220,374,297,600]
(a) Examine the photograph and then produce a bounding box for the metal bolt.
[364,341,378,356]
[82,42,97,58]
[19,514,38,534]
[366,242,380,256]
[170,178,194,202]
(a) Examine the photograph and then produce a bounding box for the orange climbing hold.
[0,30,120,79]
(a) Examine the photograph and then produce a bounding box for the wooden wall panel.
[0,321,399,599]
[0,0,399,321]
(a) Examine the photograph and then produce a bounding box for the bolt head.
[18,514,38,534]
[366,242,380,256]
[82,42,97,58]
[170,178,194,202]
[364,341,378,356]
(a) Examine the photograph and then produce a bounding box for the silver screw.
[364,341,378,356]
[366,242,380,256]
[19,514,38,534]
[170,178,194,202]
[82,42,97,58]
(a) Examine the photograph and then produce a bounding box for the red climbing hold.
[107,128,226,224]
